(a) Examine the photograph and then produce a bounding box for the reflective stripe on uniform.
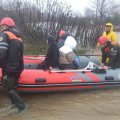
[0,42,9,46]
[0,46,8,49]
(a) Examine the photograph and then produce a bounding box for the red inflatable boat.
[0,55,120,93]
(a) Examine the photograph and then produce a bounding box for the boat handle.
[105,76,114,81]
[35,78,46,83]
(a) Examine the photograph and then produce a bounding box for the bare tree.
[0,0,119,54]
[89,0,114,25]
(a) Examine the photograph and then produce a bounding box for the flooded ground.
[1,88,120,120]
[0,32,120,120]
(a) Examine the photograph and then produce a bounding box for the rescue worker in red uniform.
[0,17,26,112]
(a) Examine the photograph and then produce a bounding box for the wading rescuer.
[0,17,26,113]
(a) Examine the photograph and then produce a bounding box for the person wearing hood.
[97,23,118,65]
[59,36,80,69]
[98,23,118,46]
[39,35,59,70]
[0,17,26,113]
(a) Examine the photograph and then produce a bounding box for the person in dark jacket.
[39,35,59,70]
[57,30,70,49]
[98,36,120,69]
[0,17,26,112]
[56,30,65,43]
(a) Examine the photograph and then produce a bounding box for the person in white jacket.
[59,36,80,69]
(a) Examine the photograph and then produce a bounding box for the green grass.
[23,35,87,55]
[24,42,48,55]
[24,43,87,55]
[76,48,87,55]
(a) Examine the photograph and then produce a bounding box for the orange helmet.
[98,36,107,45]
[0,17,15,27]
[59,30,65,37]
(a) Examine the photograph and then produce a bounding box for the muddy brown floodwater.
[1,88,120,120]
[0,32,120,120]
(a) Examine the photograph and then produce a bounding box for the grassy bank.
[24,43,87,55]
[24,42,48,55]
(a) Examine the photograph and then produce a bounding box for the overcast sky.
[61,0,120,14]
[61,0,91,14]
[63,0,89,13]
